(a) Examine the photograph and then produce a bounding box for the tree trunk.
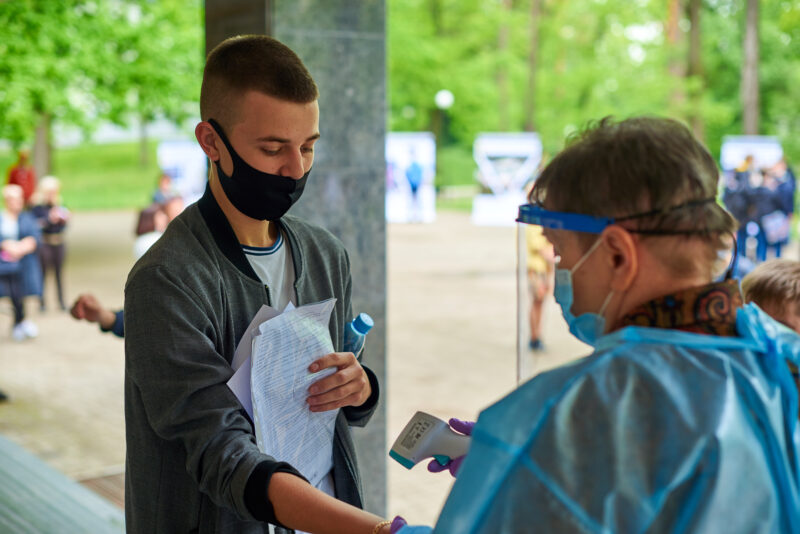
[139,113,149,167]
[524,0,543,132]
[33,113,52,178]
[742,0,759,135]
[666,0,685,108]
[687,0,705,141]
[429,0,442,35]
[497,0,512,131]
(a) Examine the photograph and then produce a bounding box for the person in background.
[742,259,800,334]
[70,292,124,338]
[132,195,184,259]
[31,176,70,311]
[0,184,41,342]
[776,158,797,226]
[404,150,424,222]
[524,224,554,351]
[742,258,800,416]
[763,158,797,258]
[151,171,179,205]
[6,149,36,206]
[392,117,800,533]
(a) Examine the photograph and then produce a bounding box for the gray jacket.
[124,186,379,534]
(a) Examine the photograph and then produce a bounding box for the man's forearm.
[268,473,389,534]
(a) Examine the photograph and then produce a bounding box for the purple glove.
[426,418,474,477]
[390,516,408,533]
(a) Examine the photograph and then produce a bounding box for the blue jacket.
[402,304,800,533]
[0,210,42,297]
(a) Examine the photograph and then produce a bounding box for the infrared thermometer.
[389,411,471,469]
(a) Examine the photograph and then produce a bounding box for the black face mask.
[208,118,309,221]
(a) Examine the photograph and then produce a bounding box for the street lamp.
[435,89,454,111]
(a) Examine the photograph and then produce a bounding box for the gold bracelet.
[371,519,392,534]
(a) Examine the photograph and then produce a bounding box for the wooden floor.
[79,473,125,510]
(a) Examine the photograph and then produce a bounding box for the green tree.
[93,0,202,166]
[0,1,104,175]
[686,0,705,141]
[742,0,760,134]
[390,0,800,176]
[0,0,202,176]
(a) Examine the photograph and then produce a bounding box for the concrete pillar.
[205,0,388,516]
[204,1,271,55]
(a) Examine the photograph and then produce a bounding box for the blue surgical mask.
[554,238,614,347]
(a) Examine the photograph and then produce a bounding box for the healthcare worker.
[392,117,800,533]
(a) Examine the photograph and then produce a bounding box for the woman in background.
[32,176,70,311]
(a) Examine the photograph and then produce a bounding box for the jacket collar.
[197,182,307,290]
[197,183,261,282]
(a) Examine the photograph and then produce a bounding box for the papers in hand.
[227,299,339,487]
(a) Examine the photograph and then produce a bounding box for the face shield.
[515,204,614,382]
[515,199,736,382]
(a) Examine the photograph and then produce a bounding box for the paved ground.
[2,209,794,525]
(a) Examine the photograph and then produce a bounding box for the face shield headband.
[517,198,738,279]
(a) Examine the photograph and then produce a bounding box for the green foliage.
[0,1,101,142]
[0,0,202,145]
[95,1,203,127]
[389,0,800,166]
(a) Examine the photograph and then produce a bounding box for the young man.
[394,117,800,533]
[124,36,390,534]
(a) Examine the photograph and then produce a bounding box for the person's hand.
[48,207,69,224]
[426,418,474,477]
[0,240,22,261]
[307,352,371,412]
[70,293,117,329]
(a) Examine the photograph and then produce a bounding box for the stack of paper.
[227,299,339,487]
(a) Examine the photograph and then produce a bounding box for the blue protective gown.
[399,304,800,533]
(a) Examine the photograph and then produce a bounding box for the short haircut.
[530,117,737,276]
[200,35,319,127]
[742,259,800,319]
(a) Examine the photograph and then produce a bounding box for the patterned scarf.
[612,279,742,337]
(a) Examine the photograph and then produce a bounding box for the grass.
[1,142,161,211]
[435,144,478,188]
[436,195,474,212]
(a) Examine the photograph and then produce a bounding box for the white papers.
[228,304,286,418]
[229,299,339,488]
